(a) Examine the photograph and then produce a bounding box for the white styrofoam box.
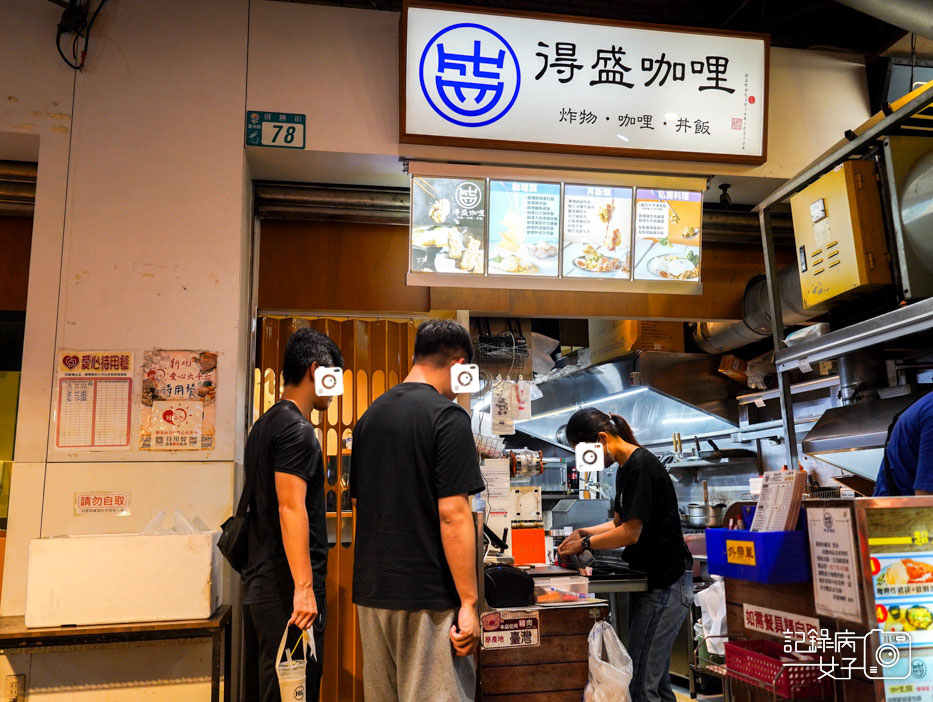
[25,531,222,627]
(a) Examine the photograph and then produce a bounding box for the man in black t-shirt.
[242,328,343,702]
[351,319,485,702]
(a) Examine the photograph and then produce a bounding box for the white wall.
[247,2,871,180]
[1,0,249,698]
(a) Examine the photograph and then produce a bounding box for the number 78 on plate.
[245,111,306,149]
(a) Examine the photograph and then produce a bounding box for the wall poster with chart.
[55,351,133,450]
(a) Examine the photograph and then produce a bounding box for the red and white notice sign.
[74,492,131,516]
[742,604,820,639]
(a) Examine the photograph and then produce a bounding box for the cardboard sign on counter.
[481,609,540,649]
[807,506,863,623]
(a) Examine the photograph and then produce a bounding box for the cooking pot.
[686,503,726,528]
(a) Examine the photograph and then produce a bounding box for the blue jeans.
[628,571,691,702]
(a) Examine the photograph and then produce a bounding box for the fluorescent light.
[616,134,630,142]
[513,387,649,424]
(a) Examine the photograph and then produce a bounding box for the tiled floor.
[672,681,725,702]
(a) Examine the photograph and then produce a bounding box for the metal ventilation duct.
[0,161,36,215]
[513,352,738,450]
[802,389,931,479]
[834,0,933,40]
[253,181,795,243]
[693,266,829,354]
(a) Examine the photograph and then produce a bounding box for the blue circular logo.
[419,23,520,128]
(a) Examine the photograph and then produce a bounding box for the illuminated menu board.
[866,507,933,646]
[408,175,705,293]
[562,185,633,280]
[633,189,702,282]
[410,176,486,275]
[488,181,560,277]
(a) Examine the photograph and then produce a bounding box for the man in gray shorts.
[350,319,485,701]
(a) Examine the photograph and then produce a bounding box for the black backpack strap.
[235,462,257,517]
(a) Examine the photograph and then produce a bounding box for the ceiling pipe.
[834,0,933,40]
[692,266,828,353]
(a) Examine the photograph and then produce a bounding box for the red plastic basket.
[724,640,832,699]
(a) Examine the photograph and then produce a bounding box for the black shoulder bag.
[217,465,256,573]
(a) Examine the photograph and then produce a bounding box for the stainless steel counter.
[588,577,650,594]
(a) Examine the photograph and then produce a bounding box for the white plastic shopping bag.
[694,579,727,655]
[584,620,633,702]
[275,626,317,702]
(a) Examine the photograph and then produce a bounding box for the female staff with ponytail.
[557,407,692,702]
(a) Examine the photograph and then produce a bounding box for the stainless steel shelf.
[754,81,933,469]
[775,298,933,372]
[667,459,757,470]
[737,376,840,406]
[732,418,818,443]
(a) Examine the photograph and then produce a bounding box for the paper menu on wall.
[481,458,511,510]
[750,470,807,532]
[806,506,862,622]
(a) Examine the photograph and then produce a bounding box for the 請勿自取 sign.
[402,3,769,164]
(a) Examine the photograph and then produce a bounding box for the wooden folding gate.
[255,316,417,702]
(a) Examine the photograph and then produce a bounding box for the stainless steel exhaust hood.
[514,352,739,449]
[803,389,930,479]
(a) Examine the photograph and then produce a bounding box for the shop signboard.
[562,185,633,280]
[866,506,933,647]
[488,180,560,277]
[402,3,769,164]
[408,172,704,294]
[410,176,486,275]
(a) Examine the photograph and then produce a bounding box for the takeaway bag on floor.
[584,620,633,702]
[275,626,317,701]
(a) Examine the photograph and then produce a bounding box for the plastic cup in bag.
[275,626,317,702]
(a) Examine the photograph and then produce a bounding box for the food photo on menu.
[410,176,486,275]
[561,185,633,279]
[487,180,560,277]
[632,189,702,282]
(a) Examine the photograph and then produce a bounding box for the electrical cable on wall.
[51,0,109,71]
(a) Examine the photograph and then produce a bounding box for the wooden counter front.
[478,603,608,701]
